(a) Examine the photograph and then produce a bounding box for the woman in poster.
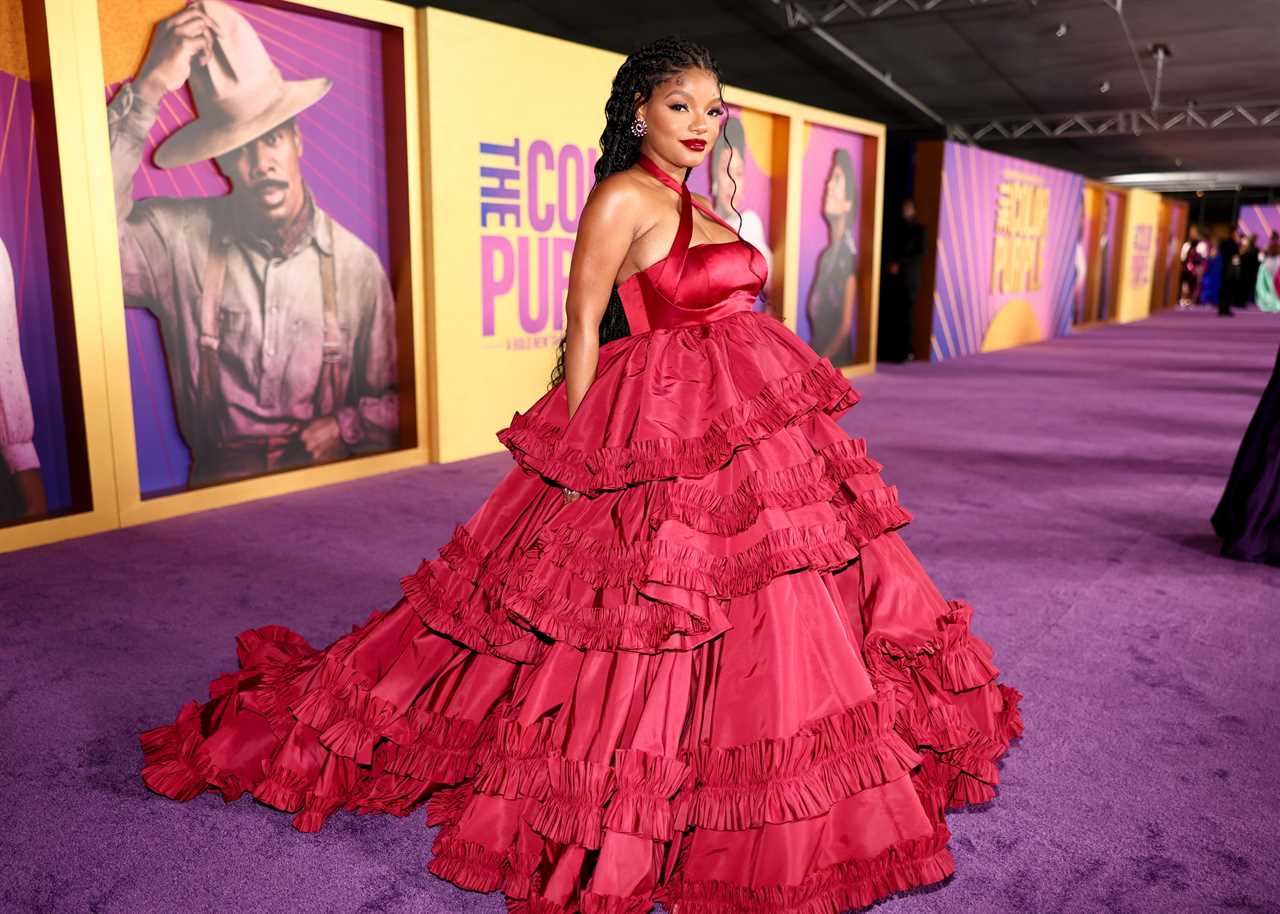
[806,148,858,365]
[0,236,47,522]
[140,33,1021,914]
[708,117,777,316]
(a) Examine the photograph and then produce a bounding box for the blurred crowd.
[1180,224,1280,315]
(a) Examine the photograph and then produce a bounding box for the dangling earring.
[630,118,647,138]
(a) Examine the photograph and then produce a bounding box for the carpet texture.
[1,308,1277,913]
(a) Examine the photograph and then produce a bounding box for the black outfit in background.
[879,216,925,362]
[1219,235,1241,312]
[1242,249,1261,306]
[1212,344,1280,565]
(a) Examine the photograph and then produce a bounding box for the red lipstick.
[681,139,707,152]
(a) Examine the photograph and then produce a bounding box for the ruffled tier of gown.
[140,309,1023,914]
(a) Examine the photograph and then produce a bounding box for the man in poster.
[106,1,398,488]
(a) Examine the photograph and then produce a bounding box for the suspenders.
[196,231,231,455]
[315,229,341,417]
[195,212,343,450]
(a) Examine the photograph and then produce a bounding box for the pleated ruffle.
[497,313,860,497]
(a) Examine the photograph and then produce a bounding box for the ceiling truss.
[776,0,1280,146]
[950,101,1280,143]
[790,0,1026,27]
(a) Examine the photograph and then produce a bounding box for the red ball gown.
[140,154,1022,913]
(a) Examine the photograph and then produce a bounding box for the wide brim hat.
[153,1,332,169]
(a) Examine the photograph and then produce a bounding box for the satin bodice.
[618,154,769,333]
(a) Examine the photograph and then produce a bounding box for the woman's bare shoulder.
[587,169,646,212]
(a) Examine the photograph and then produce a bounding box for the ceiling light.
[1099,80,1111,94]
[1055,23,1068,38]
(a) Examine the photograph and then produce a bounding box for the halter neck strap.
[635,153,693,292]
[636,154,687,195]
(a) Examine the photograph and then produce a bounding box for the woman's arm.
[563,177,642,422]
[821,274,858,361]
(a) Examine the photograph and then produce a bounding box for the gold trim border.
[1,0,121,554]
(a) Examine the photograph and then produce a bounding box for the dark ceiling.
[402,0,1280,190]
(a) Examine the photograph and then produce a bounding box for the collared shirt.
[108,82,398,451]
[0,238,40,473]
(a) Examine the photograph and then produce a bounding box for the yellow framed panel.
[785,104,885,380]
[1075,179,1108,329]
[421,9,625,464]
[1114,187,1160,324]
[73,0,430,528]
[0,0,122,554]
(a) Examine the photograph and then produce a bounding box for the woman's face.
[637,68,724,171]
[824,162,852,219]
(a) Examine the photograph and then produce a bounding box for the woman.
[1201,240,1224,310]
[806,149,859,365]
[140,38,1022,913]
[1255,234,1280,313]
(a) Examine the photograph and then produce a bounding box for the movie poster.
[929,143,1084,360]
[102,0,405,495]
[0,10,75,525]
[796,122,871,368]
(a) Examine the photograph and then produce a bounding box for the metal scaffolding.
[787,0,1026,27]
[949,101,1280,142]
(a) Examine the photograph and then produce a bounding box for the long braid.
[547,37,722,389]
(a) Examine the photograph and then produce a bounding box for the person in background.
[882,197,925,362]
[1212,341,1280,564]
[1255,233,1280,313]
[1180,225,1207,306]
[1219,224,1241,310]
[0,237,48,522]
[1242,234,1261,306]
[1202,239,1225,315]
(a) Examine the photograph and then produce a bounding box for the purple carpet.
[2,308,1277,913]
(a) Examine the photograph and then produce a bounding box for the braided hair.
[547,37,724,389]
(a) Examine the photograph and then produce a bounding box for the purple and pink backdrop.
[930,142,1083,361]
[1238,205,1280,245]
[109,0,392,496]
[795,122,868,357]
[0,69,73,514]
